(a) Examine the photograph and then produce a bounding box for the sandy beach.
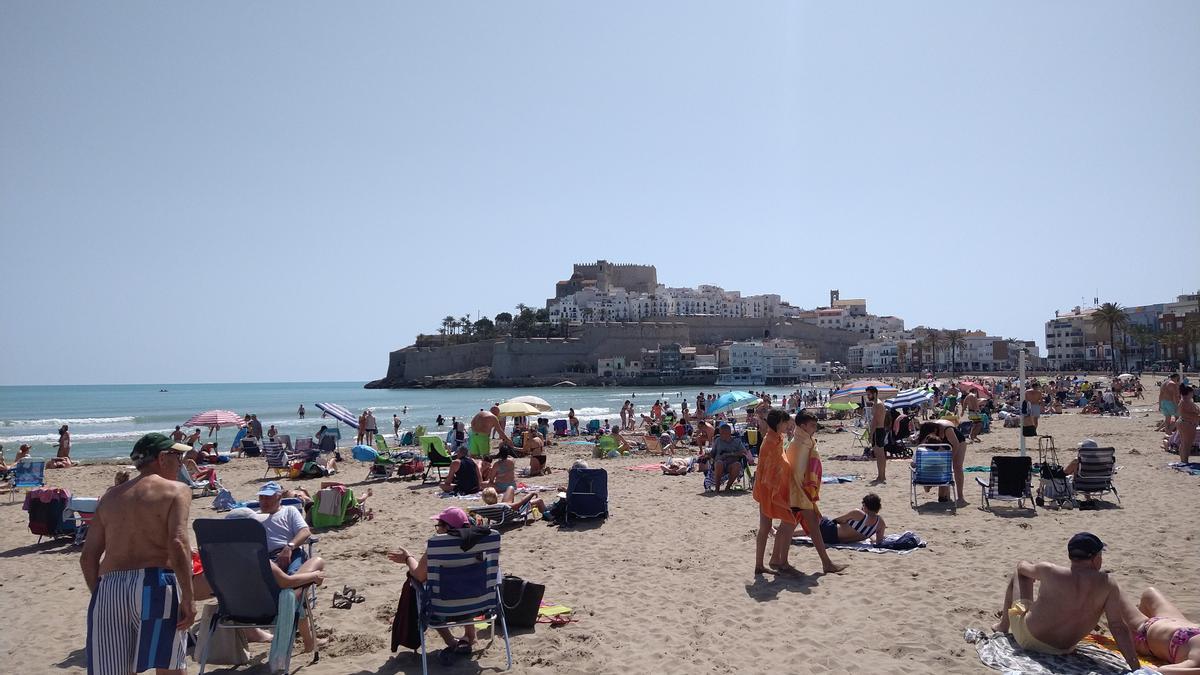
[2,379,1197,675]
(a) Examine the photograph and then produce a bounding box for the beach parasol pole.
[1018,348,1026,457]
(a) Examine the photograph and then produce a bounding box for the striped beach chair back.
[262,441,291,477]
[912,446,953,485]
[1074,447,1119,503]
[423,530,501,621]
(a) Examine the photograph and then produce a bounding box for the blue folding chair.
[9,458,46,503]
[412,529,510,675]
[564,468,608,525]
[910,444,956,513]
[192,518,320,675]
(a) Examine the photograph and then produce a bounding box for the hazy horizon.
[3,2,1198,386]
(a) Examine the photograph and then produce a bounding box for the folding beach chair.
[9,458,46,503]
[316,434,337,454]
[375,434,392,454]
[910,444,956,513]
[240,437,262,458]
[586,419,601,434]
[193,518,320,675]
[1072,446,1120,505]
[421,435,453,483]
[277,435,293,453]
[178,465,218,497]
[552,420,569,437]
[262,441,295,478]
[975,455,1033,510]
[564,468,608,525]
[65,496,98,546]
[410,529,510,675]
[468,500,532,529]
[24,487,75,543]
[294,438,314,456]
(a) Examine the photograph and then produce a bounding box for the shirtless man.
[469,409,510,460]
[1177,384,1198,465]
[1022,382,1044,438]
[1120,586,1200,673]
[170,426,185,443]
[963,390,982,442]
[992,532,1138,671]
[81,433,195,675]
[1159,374,1181,433]
[866,387,888,484]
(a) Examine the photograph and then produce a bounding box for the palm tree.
[1129,324,1156,370]
[441,315,455,337]
[459,314,472,339]
[929,329,947,374]
[1092,302,1129,375]
[944,330,965,376]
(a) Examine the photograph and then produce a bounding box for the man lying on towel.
[992,532,1140,671]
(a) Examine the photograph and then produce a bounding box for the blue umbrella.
[885,387,933,410]
[707,390,761,416]
[315,402,359,429]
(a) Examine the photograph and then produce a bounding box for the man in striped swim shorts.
[81,433,195,675]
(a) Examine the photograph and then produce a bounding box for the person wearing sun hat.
[80,433,195,675]
[388,506,494,664]
[991,532,1139,670]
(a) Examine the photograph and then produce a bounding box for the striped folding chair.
[412,529,510,675]
[1073,446,1119,505]
[910,444,956,513]
[468,501,532,529]
[262,441,294,478]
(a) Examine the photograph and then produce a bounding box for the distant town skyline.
[3,3,1198,385]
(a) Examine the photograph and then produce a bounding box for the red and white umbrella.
[958,381,990,398]
[183,409,246,430]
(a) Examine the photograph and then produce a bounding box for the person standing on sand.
[81,432,195,675]
[469,410,510,460]
[1159,374,1181,432]
[753,409,798,575]
[1022,382,1044,438]
[393,414,401,440]
[866,387,887,484]
[786,412,845,574]
[963,390,982,442]
[991,533,1138,671]
[1176,384,1198,465]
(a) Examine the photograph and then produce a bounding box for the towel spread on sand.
[1169,462,1200,475]
[822,475,857,484]
[964,629,1157,675]
[792,531,926,554]
[825,454,908,462]
[627,463,664,472]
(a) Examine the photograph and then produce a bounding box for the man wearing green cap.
[80,432,195,675]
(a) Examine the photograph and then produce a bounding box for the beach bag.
[191,603,249,665]
[396,457,424,477]
[390,576,420,652]
[211,488,237,512]
[501,575,545,628]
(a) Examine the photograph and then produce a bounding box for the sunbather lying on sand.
[1120,587,1200,673]
[992,532,1139,671]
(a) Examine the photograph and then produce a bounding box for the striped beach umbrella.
[183,409,245,429]
[314,402,359,429]
[885,387,934,410]
[829,380,898,404]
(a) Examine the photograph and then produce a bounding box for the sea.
[0,382,824,462]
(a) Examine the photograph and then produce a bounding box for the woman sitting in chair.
[817,493,886,546]
[182,450,220,487]
[388,507,485,666]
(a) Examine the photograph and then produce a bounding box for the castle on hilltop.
[553,260,658,299]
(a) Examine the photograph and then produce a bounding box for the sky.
[2,2,1198,385]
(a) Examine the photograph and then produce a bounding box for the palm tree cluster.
[428,304,567,345]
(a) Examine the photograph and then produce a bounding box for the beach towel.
[792,531,926,554]
[316,488,342,517]
[627,463,663,472]
[822,475,857,484]
[269,588,299,674]
[825,454,909,462]
[1168,461,1200,475]
[964,628,1156,675]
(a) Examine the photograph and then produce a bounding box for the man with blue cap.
[257,481,316,576]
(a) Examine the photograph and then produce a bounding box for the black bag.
[501,575,545,628]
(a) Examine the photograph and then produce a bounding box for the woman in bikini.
[817,493,886,546]
[486,446,518,500]
[1123,587,1200,672]
[753,409,798,575]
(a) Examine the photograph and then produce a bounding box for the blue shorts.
[271,545,308,574]
[87,567,186,675]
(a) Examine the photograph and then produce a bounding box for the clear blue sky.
[3,2,1198,385]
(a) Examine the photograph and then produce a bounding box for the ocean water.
[0,382,820,462]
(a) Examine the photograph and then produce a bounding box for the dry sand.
[2,380,1198,674]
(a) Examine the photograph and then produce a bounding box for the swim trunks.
[1007,600,1075,655]
[818,516,841,545]
[468,431,490,459]
[1161,401,1179,417]
[873,429,887,447]
[87,567,187,675]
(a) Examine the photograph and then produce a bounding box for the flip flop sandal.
[331,593,352,610]
[342,585,357,598]
[548,615,576,627]
[350,592,365,604]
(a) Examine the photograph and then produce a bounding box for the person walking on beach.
[1176,384,1198,465]
[356,411,367,445]
[1159,374,1181,433]
[80,432,195,675]
[787,412,845,574]
[991,533,1138,670]
[393,414,402,440]
[298,404,305,419]
[865,387,887,484]
[753,409,798,575]
[170,426,185,443]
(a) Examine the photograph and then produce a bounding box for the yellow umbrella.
[496,401,542,417]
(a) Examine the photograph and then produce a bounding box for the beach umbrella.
[824,402,860,411]
[1117,373,1134,380]
[885,387,934,410]
[958,381,990,398]
[829,380,898,404]
[496,401,542,417]
[314,402,359,430]
[707,390,761,416]
[182,409,245,445]
[505,395,553,412]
